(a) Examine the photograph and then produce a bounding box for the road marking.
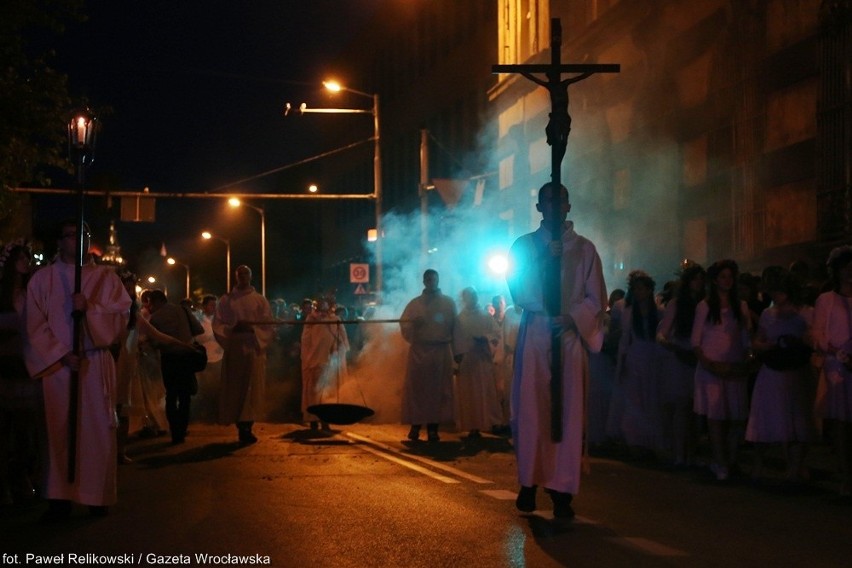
[345,432,494,484]
[609,537,688,557]
[480,489,517,500]
[354,441,461,483]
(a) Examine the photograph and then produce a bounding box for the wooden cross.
[493,18,619,442]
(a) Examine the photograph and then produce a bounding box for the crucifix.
[493,18,619,442]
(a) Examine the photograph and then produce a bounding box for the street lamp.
[228,197,266,297]
[290,80,383,295]
[167,257,191,299]
[201,231,231,292]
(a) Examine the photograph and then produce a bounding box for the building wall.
[490,0,829,289]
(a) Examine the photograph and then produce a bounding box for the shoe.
[138,427,157,438]
[310,421,319,431]
[467,430,482,439]
[426,425,439,442]
[546,489,575,519]
[710,463,729,481]
[239,431,258,445]
[407,426,421,441]
[516,485,537,512]
[88,505,109,517]
[39,500,72,523]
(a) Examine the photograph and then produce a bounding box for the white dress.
[617,303,663,450]
[691,300,751,421]
[746,306,816,442]
[813,291,852,421]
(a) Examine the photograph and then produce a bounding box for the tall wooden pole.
[493,19,619,442]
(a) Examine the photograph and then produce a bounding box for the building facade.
[490,0,851,288]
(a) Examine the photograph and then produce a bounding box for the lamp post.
[65,107,97,483]
[228,198,266,297]
[295,80,383,295]
[201,231,231,292]
[167,257,191,299]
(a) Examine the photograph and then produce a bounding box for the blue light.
[488,253,509,276]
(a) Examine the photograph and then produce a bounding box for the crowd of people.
[2,204,852,523]
[588,249,852,497]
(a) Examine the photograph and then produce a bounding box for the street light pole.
[293,81,383,296]
[228,199,266,297]
[167,257,191,299]
[202,232,231,292]
[371,92,383,296]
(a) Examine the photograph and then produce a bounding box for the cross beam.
[493,18,619,442]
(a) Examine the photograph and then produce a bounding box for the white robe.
[213,286,273,423]
[24,260,130,506]
[300,312,349,420]
[454,306,502,431]
[507,221,606,495]
[399,289,457,424]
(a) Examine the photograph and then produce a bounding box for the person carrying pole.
[25,219,131,520]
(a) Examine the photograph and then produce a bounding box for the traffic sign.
[354,284,368,295]
[350,263,369,283]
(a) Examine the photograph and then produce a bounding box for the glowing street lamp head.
[323,80,342,93]
[228,197,241,208]
[147,276,156,284]
[201,231,212,240]
[167,257,176,266]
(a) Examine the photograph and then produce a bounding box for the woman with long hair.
[813,246,852,495]
[657,262,706,466]
[692,259,753,481]
[617,270,662,456]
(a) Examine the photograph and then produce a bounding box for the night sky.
[39,0,380,300]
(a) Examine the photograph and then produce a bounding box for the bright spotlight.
[308,184,318,193]
[228,197,241,207]
[488,254,509,276]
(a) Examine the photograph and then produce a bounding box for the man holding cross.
[507,182,606,518]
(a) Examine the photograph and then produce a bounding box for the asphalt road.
[2,423,851,567]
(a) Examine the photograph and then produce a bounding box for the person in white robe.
[454,287,502,438]
[490,295,516,434]
[213,265,273,444]
[301,299,349,430]
[195,294,224,421]
[813,246,852,495]
[24,221,130,519]
[400,269,457,442]
[507,183,606,519]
